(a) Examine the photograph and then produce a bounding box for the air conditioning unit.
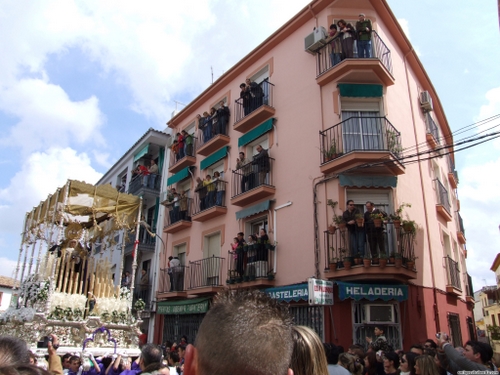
[420,90,433,112]
[304,26,328,55]
[365,304,395,323]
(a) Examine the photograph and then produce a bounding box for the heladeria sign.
[308,278,334,306]
[337,281,408,302]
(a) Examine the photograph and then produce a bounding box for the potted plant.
[387,129,403,155]
[267,271,276,280]
[389,254,395,264]
[328,224,337,234]
[402,220,417,234]
[329,257,338,271]
[371,213,384,228]
[379,253,388,268]
[243,275,250,282]
[354,253,362,265]
[343,255,353,270]
[363,254,371,268]
[390,203,411,229]
[355,213,364,228]
[406,256,417,270]
[333,215,346,231]
[322,139,338,161]
[265,241,277,250]
[394,253,403,268]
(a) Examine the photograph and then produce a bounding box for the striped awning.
[238,118,274,147]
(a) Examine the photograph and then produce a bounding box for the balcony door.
[341,110,383,153]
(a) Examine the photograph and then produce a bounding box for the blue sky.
[0,0,498,291]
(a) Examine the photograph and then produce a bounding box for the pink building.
[154,0,473,349]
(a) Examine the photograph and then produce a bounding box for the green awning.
[157,297,210,315]
[235,200,270,220]
[133,143,150,162]
[167,167,190,186]
[339,174,397,188]
[200,146,228,170]
[238,118,274,147]
[338,84,383,97]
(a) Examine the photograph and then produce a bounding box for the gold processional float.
[0,180,146,359]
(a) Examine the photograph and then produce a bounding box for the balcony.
[465,273,474,304]
[231,157,275,207]
[186,256,225,295]
[457,213,466,244]
[425,114,440,149]
[133,283,152,311]
[226,242,276,287]
[192,180,228,222]
[128,174,161,197]
[447,155,459,189]
[445,256,462,295]
[315,31,394,87]
[435,179,452,222]
[323,222,417,282]
[162,197,193,234]
[169,140,197,174]
[157,266,189,299]
[124,229,156,256]
[197,112,230,156]
[319,116,404,175]
[233,79,275,133]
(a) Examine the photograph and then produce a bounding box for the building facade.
[153,0,474,348]
[96,128,170,336]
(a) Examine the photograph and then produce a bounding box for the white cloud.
[396,18,421,56]
[0,257,18,278]
[0,147,102,235]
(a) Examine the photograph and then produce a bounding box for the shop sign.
[337,281,408,302]
[308,278,334,306]
[266,283,308,302]
[157,298,209,315]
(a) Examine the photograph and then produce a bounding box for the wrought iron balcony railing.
[227,241,276,282]
[315,31,392,77]
[128,174,161,195]
[193,180,227,214]
[234,79,275,124]
[188,256,225,289]
[231,157,275,198]
[319,116,402,164]
[163,197,193,227]
[436,179,451,213]
[446,256,461,290]
[159,266,189,293]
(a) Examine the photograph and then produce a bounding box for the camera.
[37,336,53,348]
[436,333,448,340]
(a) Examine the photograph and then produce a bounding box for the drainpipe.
[403,48,440,333]
[273,202,292,273]
[308,4,318,29]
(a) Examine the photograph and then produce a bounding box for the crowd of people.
[239,78,264,116]
[327,14,373,67]
[171,131,194,162]
[194,101,230,145]
[0,290,497,375]
[194,172,226,212]
[163,188,190,224]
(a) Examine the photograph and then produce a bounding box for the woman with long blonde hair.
[339,352,364,375]
[414,355,440,375]
[290,325,329,375]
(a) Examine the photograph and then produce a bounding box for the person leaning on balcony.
[179,190,188,220]
[201,111,211,142]
[329,24,342,66]
[216,100,229,135]
[209,107,218,136]
[364,201,387,261]
[169,256,182,292]
[239,83,252,116]
[236,232,247,277]
[203,175,215,208]
[252,145,270,185]
[213,171,225,206]
[176,132,185,160]
[182,130,193,156]
[236,152,252,193]
[145,159,158,189]
[337,19,356,59]
[356,13,372,58]
[195,177,207,211]
[342,200,365,257]
[246,78,264,111]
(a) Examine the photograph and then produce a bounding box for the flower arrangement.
[370,213,385,220]
[0,306,36,324]
[20,275,50,306]
[48,292,87,321]
[389,203,411,221]
[134,299,146,311]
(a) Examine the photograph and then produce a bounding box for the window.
[246,135,270,159]
[466,317,475,341]
[443,233,452,258]
[352,301,402,350]
[289,305,324,340]
[250,66,269,85]
[207,160,225,179]
[448,313,462,347]
[174,243,187,266]
[246,217,268,238]
[204,232,221,259]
